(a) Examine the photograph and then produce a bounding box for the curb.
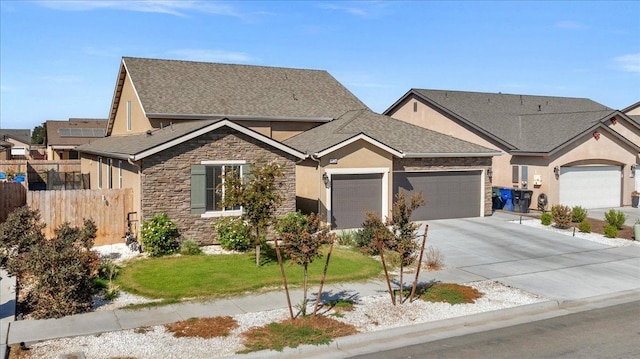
[231,289,640,359]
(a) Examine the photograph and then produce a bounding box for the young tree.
[221,160,284,266]
[276,212,333,316]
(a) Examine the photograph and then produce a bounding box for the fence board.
[26,189,132,246]
[0,182,27,222]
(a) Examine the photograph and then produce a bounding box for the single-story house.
[384,89,640,209]
[77,57,498,243]
[45,118,108,160]
[0,129,31,160]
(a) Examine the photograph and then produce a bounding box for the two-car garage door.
[559,166,621,209]
[393,170,482,221]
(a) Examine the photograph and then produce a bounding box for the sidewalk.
[0,269,16,359]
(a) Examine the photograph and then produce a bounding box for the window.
[107,158,113,189]
[511,165,519,183]
[68,150,79,160]
[97,156,103,189]
[118,160,123,188]
[191,161,247,216]
[126,100,132,131]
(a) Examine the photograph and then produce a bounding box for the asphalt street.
[349,300,640,359]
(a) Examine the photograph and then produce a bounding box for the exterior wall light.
[631,164,637,178]
[553,166,560,178]
[487,168,492,180]
[322,172,329,188]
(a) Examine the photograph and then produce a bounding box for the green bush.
[275,211,307,236]
[140,213,180,257]
[336,230,356,246]
[604,224,618,238]
[578,220,591,233]
[540,213,552,226]
[571,206,588,223]
[214,217,251,251]
[354,212,393,256]
[179,239,203,255]
[551,204,572,229]
[604,209,626,230]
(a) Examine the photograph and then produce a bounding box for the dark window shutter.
[511,166,519,183]
[191,165,206,214]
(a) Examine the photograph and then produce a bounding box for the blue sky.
[1,1,639,131]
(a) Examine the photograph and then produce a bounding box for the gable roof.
[77,118,306,161]
[46,118,108,147]
[0,129,31,145]
[107,57,369,135]
[384,89,632,154]
[283,109,500,158]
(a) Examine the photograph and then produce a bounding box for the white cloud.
[166,49,253,63]
[613,53,640,73]
[0,85,15,93]
[40,75,83,84]
[555,20,586,30]
[37,0,242,18]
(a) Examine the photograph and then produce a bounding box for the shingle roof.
[46,119,108,146]
[393,89,617,153]
[0,129,31,145]
[122,57,369,119]
[283,109,498,156]
[77,118,306,160]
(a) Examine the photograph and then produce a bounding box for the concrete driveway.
[414,212,640,301]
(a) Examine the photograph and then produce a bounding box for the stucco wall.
[140,127,297,245]
[111,73,152,135]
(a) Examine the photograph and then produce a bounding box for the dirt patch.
[582,218,634,240]
[165,316,239,338]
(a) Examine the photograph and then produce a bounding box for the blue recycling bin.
[14,174,25,183]
[500,188,514,211]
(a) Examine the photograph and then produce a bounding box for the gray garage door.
[393,170,482,221]
[331,173,382,229]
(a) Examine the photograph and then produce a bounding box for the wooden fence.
[0,182,27,222]
[27,189,133,246]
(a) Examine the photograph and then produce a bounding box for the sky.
[1,0,639,131]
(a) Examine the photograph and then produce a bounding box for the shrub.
[179,239,203,255]
[140,213,180,257]
[354,211,393,256]
[578,220,591,233]
[604,224,618,238]
[551,205,572,229]
[604,209,626,230]
[214,217,251,251]
[540,213,552,226]
[336,230,356,246]
[571,206,588,223]
[0,210,101,319]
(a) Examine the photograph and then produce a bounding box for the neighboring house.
[0,129,31,160]
[384,90,640,209]
[77,57,498,243]
[622,101,640,191]
[45,118,107,160]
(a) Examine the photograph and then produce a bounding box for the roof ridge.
[122,56,327,73]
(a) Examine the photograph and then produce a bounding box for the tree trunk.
[378,238,395,305]
[410,226,429,303]
[274,237,294,319]
[399,263,404,304]
[313,240,334,315]
[255,227,261,266]
[302,264,308,316]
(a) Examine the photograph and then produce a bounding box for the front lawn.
[115,246,380,301]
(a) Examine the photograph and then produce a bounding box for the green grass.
[115,246,380,300]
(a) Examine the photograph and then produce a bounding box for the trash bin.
[500,188,514,211]
[492,186,504,210]
[513,190,533,213]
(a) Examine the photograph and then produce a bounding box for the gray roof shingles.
[123,57,369,119]
[405,89,616,153]
[284,109,498,156]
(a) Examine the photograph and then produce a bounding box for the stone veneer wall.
[394,157,494,216]
[141,128,297,245]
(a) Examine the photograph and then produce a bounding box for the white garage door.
[559,166,621,209]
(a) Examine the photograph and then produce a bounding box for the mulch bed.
[583,217,635,240]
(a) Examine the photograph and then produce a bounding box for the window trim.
[200,160,247,218]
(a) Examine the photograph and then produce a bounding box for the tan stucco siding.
[295,159,321,215]
[318,140,394,220]
[625,105,640,115]
[605,117,640,148]
[271,122,322,141]
[111,73,151,135]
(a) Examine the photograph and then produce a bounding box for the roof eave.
[403,151,502,158]
[146,113,333,123]
[314,133,403,158]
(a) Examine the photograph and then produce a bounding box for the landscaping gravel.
[514,219,640,247]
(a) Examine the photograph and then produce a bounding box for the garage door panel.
[332,173,382,229]
[559,166,621,209]
[394,171,481,221]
